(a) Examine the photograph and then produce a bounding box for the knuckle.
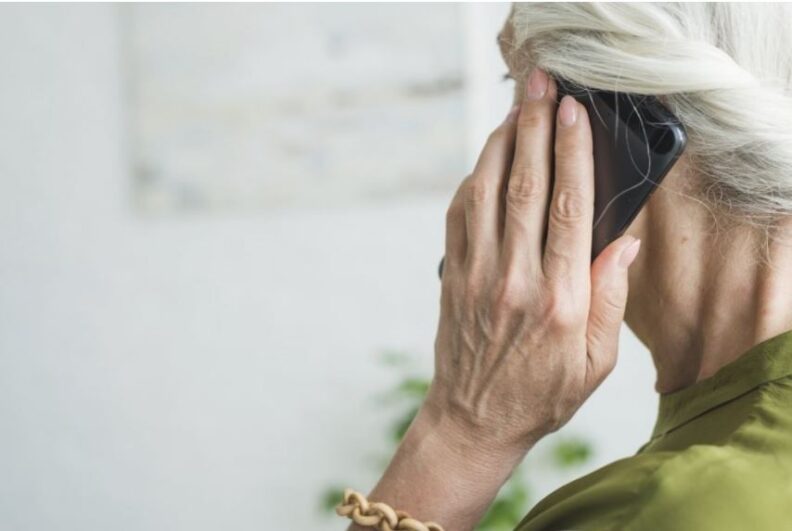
[465,179,490,206]
[555,134,594,179]
[599,290,626,315]
[492,274,527,313]
[463,266,486,297]
[543,289,585,330]
[552,187,587,224]
[506,169,544,207]
[543,243,573,276]
[445,201,462,226]
[517,107,551,131]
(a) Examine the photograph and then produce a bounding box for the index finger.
[543,95,594,285]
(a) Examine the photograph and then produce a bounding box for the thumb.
[586,235,641,386]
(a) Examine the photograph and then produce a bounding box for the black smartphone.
[555,77,687,259]
[437,80,687,279]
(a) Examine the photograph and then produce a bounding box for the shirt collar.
[650,328,792,440]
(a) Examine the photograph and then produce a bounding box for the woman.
[345,4,792,530]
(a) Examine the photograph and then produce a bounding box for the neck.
[625,203,792,394]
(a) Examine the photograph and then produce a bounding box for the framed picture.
[123,3,488,213]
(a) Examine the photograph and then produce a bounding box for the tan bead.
[335,489,445,531]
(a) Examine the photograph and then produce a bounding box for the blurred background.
[0,3,657,530]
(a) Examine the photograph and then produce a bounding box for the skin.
[344,16,792,531]
[496,16,792,394]
[347,64,639,531]
[623,163,792,393]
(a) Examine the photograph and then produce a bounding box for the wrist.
[356,395,536,531]
[401,402,528,495]
[355,402,532,531]
[360,407,522,531]
[416,386,543,466]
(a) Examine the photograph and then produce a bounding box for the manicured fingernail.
[525,68,548,100]
[558,95,578,126]
[619,238,641,268]
[504,104,520,123]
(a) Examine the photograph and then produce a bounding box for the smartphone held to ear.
[437,79,687,279]
[555,78,687,259]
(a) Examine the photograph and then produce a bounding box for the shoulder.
[621,444,792,530]
[517,442,792,531]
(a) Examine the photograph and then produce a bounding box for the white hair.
[506,2,792,228]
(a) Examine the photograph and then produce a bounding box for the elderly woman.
[344,3,792,530]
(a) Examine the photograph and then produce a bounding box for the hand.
[423,68,642,459]
[347,68,642,531]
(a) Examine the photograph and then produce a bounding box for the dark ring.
[438,255,445,279]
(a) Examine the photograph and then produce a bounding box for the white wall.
[0,5,658,531]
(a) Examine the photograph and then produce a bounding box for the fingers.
[502,68,558,276]
[585,235,641,388]
[543,95,595,288]
[464,106,520,274]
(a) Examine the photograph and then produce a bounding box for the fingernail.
[618,238,641,268]
[558,95,578,126]
[525,68,548,100]
[504,104,520,123]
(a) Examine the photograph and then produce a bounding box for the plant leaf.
[552,437,593,468]
[397,377,430,398]
[320,486,346,513]
[391,404,420,442]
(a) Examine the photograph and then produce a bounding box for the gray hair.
[507,2,792,229]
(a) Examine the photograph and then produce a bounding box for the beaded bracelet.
[335,489,446,531]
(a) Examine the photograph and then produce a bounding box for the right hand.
[423,68,642,459]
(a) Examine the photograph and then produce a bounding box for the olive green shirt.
[515,329,792,531]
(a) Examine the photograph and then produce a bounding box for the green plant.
[321,350,594,530]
